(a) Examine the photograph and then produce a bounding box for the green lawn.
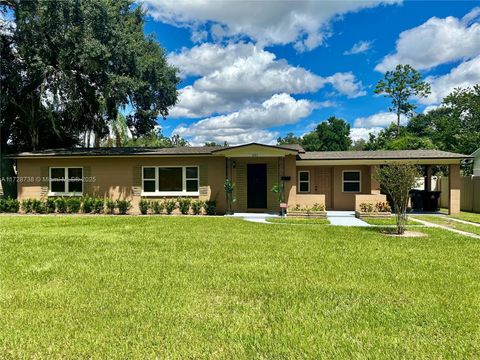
[1,216,480,358]
[267,217,329,225]
[361,217,422,226]
[450,211,480,224]
[415,215,480,236]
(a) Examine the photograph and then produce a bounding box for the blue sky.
[140,1,480,145]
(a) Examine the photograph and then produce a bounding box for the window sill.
[141,191,199,197]
[48,192,83,197]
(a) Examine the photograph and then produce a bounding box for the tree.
[1,0,179,152]
[375,164,421,235]
[204,141,228,147]
[375,64,431,136]
[441,85,480,156]
[122,128,188,148]
[350,139,366,151]
[298,116,352,151]
[277,133,302,145]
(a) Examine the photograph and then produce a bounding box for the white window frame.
[342,170,361,193]
[48,167,83,196]
[141,166,199,196]
[298,170,310,193]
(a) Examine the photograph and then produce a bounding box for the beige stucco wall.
[354,194,388,212]
[17,156,227,214]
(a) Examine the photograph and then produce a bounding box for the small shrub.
[45,198,56,213]
[21,199,33,214]
[191,200,204,215]
[177,198,191,215]
[66,198,81,213]
[82,196,95,213]
[164,199,177,215]
[105,199,116,214]
[0,198,20,213]
[375,201,391,213]
[151,200,164,214]
[139,199,150,215]
[311,203,325,212]
[203,200,216,215]
[31,199,45,214]
[116,199,131,215]
[55,197,67,213]
[93,198,104,214]
[359,202,374,213]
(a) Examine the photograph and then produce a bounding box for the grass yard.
[449,211,480,224]
[1,216,480,358]
[361,217,422,226]
[266,217,329,225]
[415,215,480,236]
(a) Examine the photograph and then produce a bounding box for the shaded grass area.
[361,217,422,226]
[416,215,480,236]
[1,216,479,358]
[450,211,480,224]
[267,217,329,225]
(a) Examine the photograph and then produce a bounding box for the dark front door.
[247,164,267,209]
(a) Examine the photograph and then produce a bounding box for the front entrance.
[247,163,267,209]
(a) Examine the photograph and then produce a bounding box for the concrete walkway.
[228,211,372,226]
[327,211,370,227]
[411,217,480,239]
[226,213,279,224]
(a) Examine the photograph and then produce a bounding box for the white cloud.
[421,55,480,105]
[325,72,366,98]
[350,127,383,142]
[354,111,407,128]
[376,8,480,71]
[173,93,316,145]
[344,40,373,55]
[169,43,364,118]
[144,0,400,51]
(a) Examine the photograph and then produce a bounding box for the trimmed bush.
[177,198,191,215]
[55,197,67,213]
[164,199,176,215]
[32,199,45,214]
[93,198,104,214]
[139,199,150,215]
[66,198,81,213]
[116,200,132,215]
[203,200,216,215]
[0,198,20,213]
[191,200,204,215]
[105,199,116,214]
[45,198,56,213]
[21,199,33,214]
[82,197,95,213]
[151,200,164,214]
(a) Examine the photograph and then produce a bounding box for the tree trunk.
[396,108,401,137]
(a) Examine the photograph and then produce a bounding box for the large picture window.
[49,167,83,195]
[343,170,361,193]
[298,170,310,193]
[142,166,199,195]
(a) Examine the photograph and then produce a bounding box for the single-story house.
[10,143,471,214]
[473,147,480,176]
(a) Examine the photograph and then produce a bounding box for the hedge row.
[139,199,216,215]
[0,197,132,215]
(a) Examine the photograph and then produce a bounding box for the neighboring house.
[473,147,480,176]
[9,143,471,214]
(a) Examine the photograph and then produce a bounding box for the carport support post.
[425,165,432,191]
[370,165,381,194]
[448,163,461,215]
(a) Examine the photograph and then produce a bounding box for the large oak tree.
[0,0,179,152]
